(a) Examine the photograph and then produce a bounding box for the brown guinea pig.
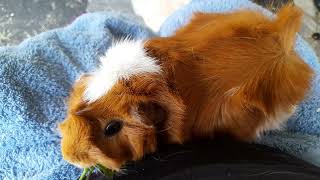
[59,5,314,171]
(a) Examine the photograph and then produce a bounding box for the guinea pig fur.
[59,5,314,171]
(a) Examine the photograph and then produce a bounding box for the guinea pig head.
[59,40,186,171]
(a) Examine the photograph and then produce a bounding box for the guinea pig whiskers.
[157,126,172,133]
[238,36,257,40]
[198,21,215,31]
[118,166,129,175]
[152,155,167,162]
[125,122,154,130]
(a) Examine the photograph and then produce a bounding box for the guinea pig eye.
[104,120,123,137]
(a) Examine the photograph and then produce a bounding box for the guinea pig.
[59,5,314,171]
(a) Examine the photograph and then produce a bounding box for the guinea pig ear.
[144,37,168,60]
[137,101,168,127]
[144,37,180,64]
[144,38,182,78]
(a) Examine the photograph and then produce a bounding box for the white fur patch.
[84,40,161,102]
[256,105,297,137]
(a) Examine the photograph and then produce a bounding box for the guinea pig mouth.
[61,151,96,169]
[70,161,95,169]
[88,146,122,171]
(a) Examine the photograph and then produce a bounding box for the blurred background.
[0,0,320,56]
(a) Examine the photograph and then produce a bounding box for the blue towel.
[0,0,319,179]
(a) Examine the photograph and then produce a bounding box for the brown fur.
[59,5,314,171]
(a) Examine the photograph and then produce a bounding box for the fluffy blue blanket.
[0,0,319,179]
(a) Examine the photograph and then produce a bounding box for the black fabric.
[111,138,320,180]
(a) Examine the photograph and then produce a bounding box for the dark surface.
[108,138,320,180]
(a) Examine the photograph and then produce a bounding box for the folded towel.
[0,0,319,179]
[159,0,320,166]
